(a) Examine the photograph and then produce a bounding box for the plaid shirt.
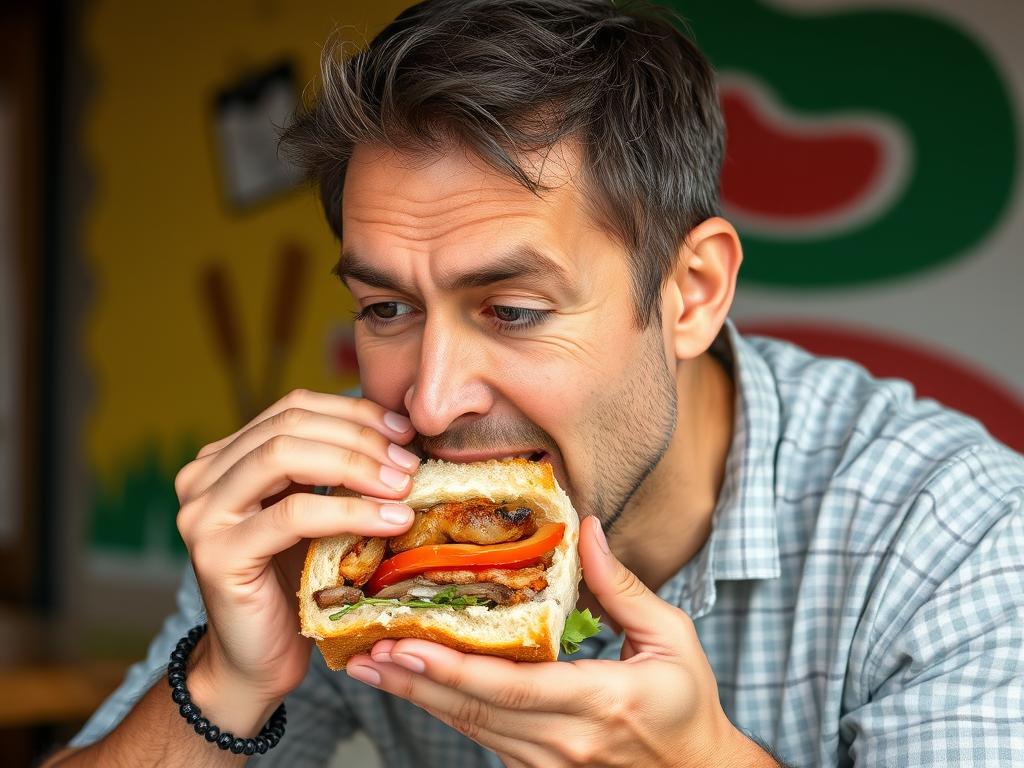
[72,321,1024,766]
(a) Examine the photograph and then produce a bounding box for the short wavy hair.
[281,0,724,326]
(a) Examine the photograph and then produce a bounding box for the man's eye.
[493,305,527,322]
[354,302,415,324]
[490,305,551,329]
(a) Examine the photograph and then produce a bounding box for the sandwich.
[298,458,599,670]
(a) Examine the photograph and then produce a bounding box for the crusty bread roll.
[299,458,581,670]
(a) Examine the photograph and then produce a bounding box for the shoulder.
[746,332,1022,505]
[751,334,1024,692]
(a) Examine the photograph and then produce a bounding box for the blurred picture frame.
[211,60,303,210]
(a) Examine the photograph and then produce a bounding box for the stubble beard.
[577,324,679,537]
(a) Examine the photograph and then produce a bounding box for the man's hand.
[173,390,421,735]
[345,516,778,767]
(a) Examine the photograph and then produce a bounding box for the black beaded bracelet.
[166,624,287,756]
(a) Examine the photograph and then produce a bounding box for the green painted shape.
[89,440,199,558]
[665,0,1016,287]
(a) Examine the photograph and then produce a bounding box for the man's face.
[339,143,678,530]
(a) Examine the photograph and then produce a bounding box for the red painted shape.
[721,89,884,218]
[738,321,1024,454]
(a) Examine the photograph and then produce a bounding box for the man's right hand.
[173,389,420,734]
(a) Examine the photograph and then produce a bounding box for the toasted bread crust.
[315,611,556,670]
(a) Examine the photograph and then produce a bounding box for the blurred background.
[1,0,1021,764]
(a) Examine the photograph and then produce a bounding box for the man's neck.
[604,350,735,595]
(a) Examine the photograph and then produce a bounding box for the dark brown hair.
[281,0,724,325]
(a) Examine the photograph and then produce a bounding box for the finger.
[378,638,597,714]
[195,409,419,496]
[202,435,415,519]
[347,655,565,752]
[219,493,413,563]
[579,516,686,656]
[420,703,558,767]
[197,390,415,459]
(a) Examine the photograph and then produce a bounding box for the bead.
[171,688,190,705]
[186,710,201,725]
[167,661,184,674]
[204,725,220,742]
[255,737,268,754]
[230,738,246,754]
[217,732,234,750]
[188,626,204,642]
[193,717,210,735]
[167,673,184,687]
[243,739,256,755]
[170,649,186,662]
[179,702,198,718]
[264,731,279,747]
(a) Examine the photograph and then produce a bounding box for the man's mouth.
[424,448,549,464]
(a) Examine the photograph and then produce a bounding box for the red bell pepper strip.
[366,522,565,595]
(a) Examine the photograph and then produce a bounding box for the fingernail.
[379,504,413,525]
[347,665,381,686]
[383,411,412,433]
[388,442,420,470]
[379,465,410,491]
[593,517,610,555]
[392,653,425,673]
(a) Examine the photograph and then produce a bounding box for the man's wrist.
[185,635,283,738]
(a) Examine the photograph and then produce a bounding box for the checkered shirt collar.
[658,319,782,619]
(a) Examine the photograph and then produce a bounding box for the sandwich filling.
[313,498,564,619]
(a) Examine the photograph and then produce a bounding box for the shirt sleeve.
[69,564,207,746]
[840,462,1024,766]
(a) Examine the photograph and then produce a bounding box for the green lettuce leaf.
[328,588,493,621]
[560,608,602,655]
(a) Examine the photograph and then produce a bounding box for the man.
[47,0,1024,766]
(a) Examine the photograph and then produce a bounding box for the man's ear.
[662,216,742,361]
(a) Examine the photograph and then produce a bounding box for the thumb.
[578,516,687,657]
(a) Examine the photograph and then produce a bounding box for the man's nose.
[404,318,494,436]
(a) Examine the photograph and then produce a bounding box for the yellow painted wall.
[81,0,413,554]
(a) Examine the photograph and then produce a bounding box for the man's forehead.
[334,143,623,303]
[342,140,585,211]
[340,141,600,265]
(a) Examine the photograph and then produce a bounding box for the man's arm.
[43,655,273,767]
[41,567,276,767]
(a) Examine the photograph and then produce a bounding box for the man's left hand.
[346,516,777,767]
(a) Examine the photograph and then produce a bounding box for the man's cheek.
[359,347,416,411]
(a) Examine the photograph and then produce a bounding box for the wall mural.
[671,0,1023,451]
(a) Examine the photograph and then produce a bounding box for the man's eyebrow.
[334,244,577,296]
[333,250,410,293]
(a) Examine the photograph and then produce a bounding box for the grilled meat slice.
[421,565,548,592]
[339,536,387,586]
[389,499,537,553]
[312,585,364,609]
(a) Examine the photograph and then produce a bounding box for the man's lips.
[424,448,549,463]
